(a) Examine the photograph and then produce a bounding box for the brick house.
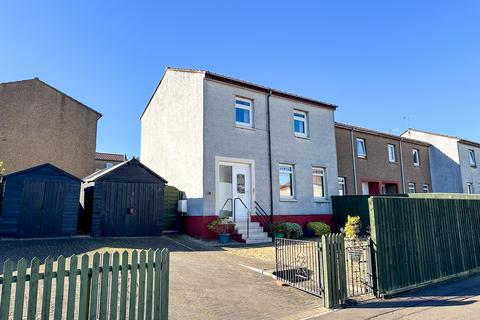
[336,123,432,195]
[140,67,339,242]
[95,152,127,171]
[0,78,101,178]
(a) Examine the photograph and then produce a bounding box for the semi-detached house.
[140,67,339,242]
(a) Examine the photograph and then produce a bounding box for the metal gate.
[344,238,375,297]
[275,238,323,297]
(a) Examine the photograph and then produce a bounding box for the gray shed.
[81,158,167,237]
[0,163,82,238]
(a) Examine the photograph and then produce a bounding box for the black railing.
[254,201,272,232]
[274,238,323,297]
[345,238,375,297]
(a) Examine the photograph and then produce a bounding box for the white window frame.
[387,144,396,163]
[412,149,420,166]
[408,182,416,193]
[422,184,430,193]
[235,97,253,128]
[357,138,367,158]
[293,110,308,137]
[312,167,327,201]
[279,164,295,200]
[467,182,474,194]
[338,177,346,196]
[468,149,477,167]
[106,162,113,169]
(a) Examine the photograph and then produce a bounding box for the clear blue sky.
[1,1,479,157]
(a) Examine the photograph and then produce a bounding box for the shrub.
[307,222,331,237]
[283,222,303,239]
[269,221,286,234]
[344,215,362,239]
[206,217,235,234]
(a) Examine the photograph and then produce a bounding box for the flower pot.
[273,233,285,238]
[218,233,231,244]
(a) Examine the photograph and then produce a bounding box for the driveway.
[314,274,480,320]
[0,235,327,320]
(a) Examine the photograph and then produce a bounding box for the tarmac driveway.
[0,235,327,320]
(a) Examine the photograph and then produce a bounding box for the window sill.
[294,134,311,140]
[235,124,255,131]
[358,156,367,160]
[280,198,297,202]
[314,199,329,203]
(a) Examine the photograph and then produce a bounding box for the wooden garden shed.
[0,163,82,238]
[81,158,167,237]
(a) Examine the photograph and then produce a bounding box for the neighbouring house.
[80,158,167,237]
[141,67,339,242]
[0,78,101,178]
[336,123,432,195]
[402,129,480,194]
[0,163,82,238]
[95,152,127,171]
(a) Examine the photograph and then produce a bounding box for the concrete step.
[246,237,272,244]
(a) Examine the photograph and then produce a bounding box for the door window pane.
[236,174,245,194]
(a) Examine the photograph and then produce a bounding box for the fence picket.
[41,257,53,319]
[89,253,101,320]
[27,257,41,320]
[138,250,147,320]
[129,250,138,320]
[78,254,90,320]
[160,249,170,320]
[66,255,78,320]
[146,249,154,320]
[53,255,66,320]
[0,260,14,320]
[13,258,28,320]
[119,251,129,320]
[153,249,162,320]
[110,252,120,320]
[99,252,110,318]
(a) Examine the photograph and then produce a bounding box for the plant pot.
[218,233,231,244]
[273,233,285,238]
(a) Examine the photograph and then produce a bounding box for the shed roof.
[84,158,167,183]
[4,163,83,182]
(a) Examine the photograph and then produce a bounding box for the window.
[357,138,367,158]
[469,149,477,167]
[312,167,326,200]
[293,110,308,137]
[423,184,430,193]
[408,182,416,193]
[467,183,474,194]
[338,177,346,196]
[106,162,113,169]
[235,97,253,127]
[412,149,420,166]
[387,144,396,163]
[279,164,295,199]
[361,182,369,195]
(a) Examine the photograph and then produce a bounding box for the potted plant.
[269,221,286,238]
[207,217,235,244]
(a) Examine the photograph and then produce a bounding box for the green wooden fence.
[0,249,169,320]
[332,196,371,234]
[322,234,348,308]
[369,196,480,295]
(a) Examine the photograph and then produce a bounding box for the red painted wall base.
[183,214,334,240]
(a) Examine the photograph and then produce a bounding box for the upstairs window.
[423,184,430,193]
[412,149,420,166]
[338,177,347,196]
[408,182,416,193]
[293,110,308,137]
[469,149,477,167]
[357,138,367,158]
[235,97,253,127]
[387,144,396,163]
[312,167,326,200]
[279,164,295,200]
[106,162,113,169]
[467,183,474,194]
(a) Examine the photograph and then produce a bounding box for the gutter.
[266,90,274,218]
[399,138,406,192]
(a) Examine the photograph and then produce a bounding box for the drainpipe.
[350,128,358,194]
[266,90,274,221]
[399,138,406,193]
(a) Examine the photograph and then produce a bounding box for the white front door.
[232,164,251,220]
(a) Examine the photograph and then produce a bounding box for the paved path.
[0,235,327,320]
[314,275,480,320]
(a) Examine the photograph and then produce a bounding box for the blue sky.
[1,1,479,157]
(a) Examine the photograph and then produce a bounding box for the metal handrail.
[219,198,233,217]
[254,201,272,232]
[234,197,250,239]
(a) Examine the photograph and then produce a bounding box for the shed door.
[18,181,66,237]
